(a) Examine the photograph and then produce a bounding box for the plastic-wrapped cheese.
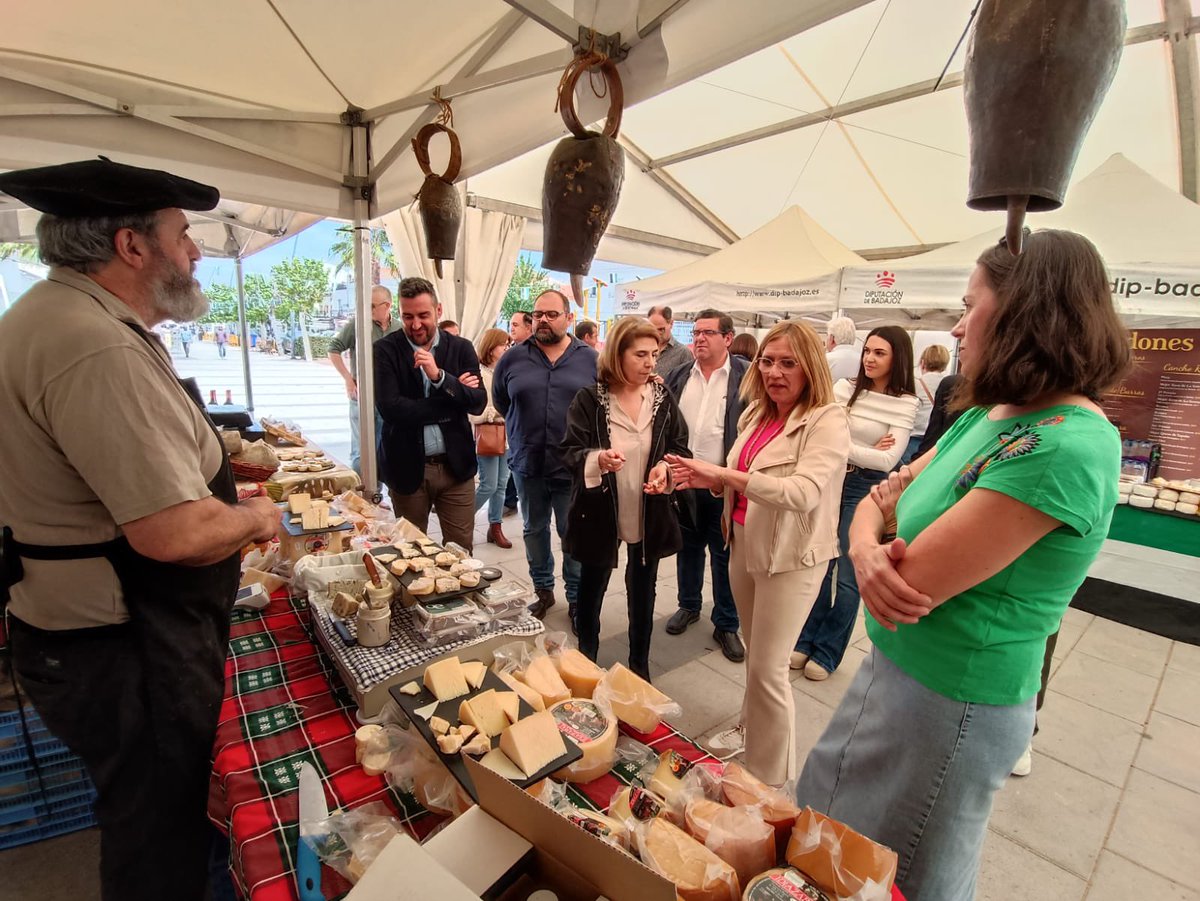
[555,649,606,699]
[562,806,630,851]
[1176,502,1199,515]
[683,798,775,889]
[721,761,800,855]
[649,749,695,804]
[636,818,740,901]
[609,785,667,830]
[1179,491,1200,505]
[1129,495,1154,509]
[521,655,571,708]
[1116,481,1134,496]
[498,669,546,712]
[548,699,618,783]
[1116,494,1129,505]
[1159,489,1181,503]
[1131,484,1158,498]
[743,868,831,901]
[1154,499,1176,511]
[593,663,679,733]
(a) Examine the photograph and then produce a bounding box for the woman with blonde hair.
[905,343,952,463]
[562,317,691,678]
[669,321,849,785]
[471,328,514,548]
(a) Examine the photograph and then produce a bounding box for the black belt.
[426,454,449,465]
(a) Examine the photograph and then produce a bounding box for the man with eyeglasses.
[662,309,747,661]
[493,290,598,623]
[648,305,694,376]
[328,284,402,475]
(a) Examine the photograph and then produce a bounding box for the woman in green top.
[795,230,1131,901]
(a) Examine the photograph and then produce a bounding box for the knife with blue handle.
[297,762,328,901]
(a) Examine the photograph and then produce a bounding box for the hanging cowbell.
[413,123,462,278]
[964,0,1125,254]
[542,56,625,305]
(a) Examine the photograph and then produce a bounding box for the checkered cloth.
[307,599,545,696]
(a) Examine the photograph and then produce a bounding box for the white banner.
[618,273,842,317]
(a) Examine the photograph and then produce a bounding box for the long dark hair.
[847,325,916,408]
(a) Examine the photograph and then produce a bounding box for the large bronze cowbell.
[964,0,1125,253]
[542,59,625,305]
[413,123,463,278]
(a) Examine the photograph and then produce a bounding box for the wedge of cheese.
[479,747,524,780]
[684,798,775,890]
[462,660,487,690]
[609,785,667,831]
[498,670,545,712]
[458,689,510,738]
[496,691,521,725]
[649,749,694,804]
[498,710,567,778]
[636,818,739,901]
[721,760,801,855]
[521,655,571,708]
[563,807,630,851]
[423,656,469,701]
[301,505,330,531]
[595,663,676,733]
[548,699,617,784]
[287,493,311,514]
[555,648,605,699]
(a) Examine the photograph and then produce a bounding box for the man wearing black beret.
[0,158,281,901]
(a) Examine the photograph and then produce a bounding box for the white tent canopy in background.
[619,206,865,320]
[383,204,526,342]
[840,154,1200,328]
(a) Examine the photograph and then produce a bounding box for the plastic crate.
[0,806,97,850]
[0,706,55,751]
[0,707,96,845]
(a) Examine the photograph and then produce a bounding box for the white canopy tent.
[616,205,865,321]
[839,154,1200,328]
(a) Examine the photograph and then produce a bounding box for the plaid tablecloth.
[208,592,727,901]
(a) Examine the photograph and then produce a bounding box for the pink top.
[732,418,785,525]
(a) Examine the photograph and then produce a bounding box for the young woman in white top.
[793,325,919,681]
[905,344,952,463]
[470,328,513,548]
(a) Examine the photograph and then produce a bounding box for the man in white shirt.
[825,316,860,382]
[662,309,748,662]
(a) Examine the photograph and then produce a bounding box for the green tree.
[329,226,396,285]
[0,243,40,263]
[271,257,330,360]
[243,273,274,326]
[500,255,552,321]
[200,283,238,324]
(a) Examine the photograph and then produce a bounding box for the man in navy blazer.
[375,277,486,551]
[662,309,749,663]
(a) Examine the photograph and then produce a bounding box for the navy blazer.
[374,331,487,494]
[663,352,749,461]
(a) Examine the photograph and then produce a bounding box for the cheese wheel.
[548,699,618,783]
[684,799,775,890]
[721,761,800,855]
[743,868,831,901]
[1129,495,1154,509]
[522,656,571,708]
[1175,502,1199,515]
[499,710,567,778]
[361,752,390,777]
[555,649,606,699]
[1154,499,1176,511]
[1116,481,1134,495]
[609,785,667,830]
[1179,491,1200,505]
[1159,489,1181,503]
[637,818,740,901]
[649,749,695,804]
[354,725,384,764]
[498,669,546,712]
[1116,495,1129,505]
[562,806,630,851]
[1131,485,1158,498]
[595,663,676,733]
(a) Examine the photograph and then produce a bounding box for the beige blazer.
[719,401,850,575]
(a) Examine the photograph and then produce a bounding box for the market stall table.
[1107,504,1200,557]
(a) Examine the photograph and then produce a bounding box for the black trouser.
[1033,625,1060,736]
[504,473,518,509]
[10,615,219,901]
[577,542,659,678]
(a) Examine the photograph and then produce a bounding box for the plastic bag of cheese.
[683,798,776,890]
[634,817,741,901]
[557,803,632,852]
[382,728,471,818]
[490,637,572,708]
[592,663,681,734]
[721,760,801,856]
[552,647,607,699]
[306,801,402,884]
[786,807,897,901]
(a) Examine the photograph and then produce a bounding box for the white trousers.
[728,523,825,786]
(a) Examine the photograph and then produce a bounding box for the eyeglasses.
[532,310,564,321]
[756,356,800,372]
[692,329,727,338]
[371,301,390,308]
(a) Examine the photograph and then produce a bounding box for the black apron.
[3,342,241,900]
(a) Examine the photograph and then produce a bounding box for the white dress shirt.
[826,344,861,382]
[678,355,732,465]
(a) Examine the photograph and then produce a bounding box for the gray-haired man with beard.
[0,159,280,901]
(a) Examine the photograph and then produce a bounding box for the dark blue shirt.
[493,336,598,479]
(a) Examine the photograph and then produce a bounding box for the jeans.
[348,398,383,477]
[475,454,510,524]
[676,489,739,632]
[795,468,886,672]
[577,543,659,678]
[217,342,226,358]
[902,434,924,465]
[512,471,580,603]
[798,647,1034,901]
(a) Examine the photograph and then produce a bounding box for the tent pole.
[235,256,254,412]
[350,123,378,497]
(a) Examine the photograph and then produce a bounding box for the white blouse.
[835,379,920,471]
[585,386,653,544]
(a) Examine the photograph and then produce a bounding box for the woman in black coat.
[562,317,691,682]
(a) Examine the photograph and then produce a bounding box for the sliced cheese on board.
[649,749,695,804]
[459,689,510,738]
[479,747,524,780]
[683,798,775,889]
[287,493,312,514]
[743,867,831,901]
[721,761,800,854]
[496,690,521,725]
[562,806,630,851]
[548,699,618,783]
[521,656,571,708]
[595,663,676,733]
[636,818,740,901]
[498,670,546,712]
[498,710,567,778]
[424,656,469,701]
[555,649,605,699]
[398,681,421,696]
[413,702,438,721]
[609,785,667,831]
[462,660,487,689]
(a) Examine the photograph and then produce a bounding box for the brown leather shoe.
[486,522,512,549]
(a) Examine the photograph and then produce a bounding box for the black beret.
[0,157,219,217]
